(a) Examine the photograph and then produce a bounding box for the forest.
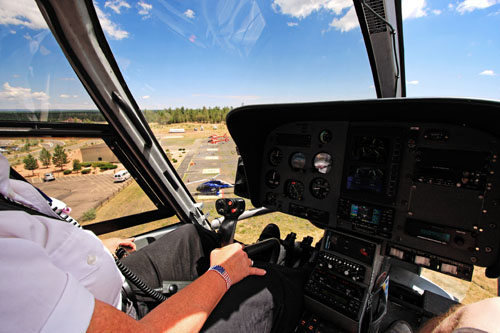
[0,106,232,124]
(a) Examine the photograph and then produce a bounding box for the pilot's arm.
[88,242,266,332]
[0,210,264,332]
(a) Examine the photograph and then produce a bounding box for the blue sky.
[0,0,499,110]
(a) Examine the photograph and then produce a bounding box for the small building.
[80,143,118,162]
[169,128,185,133]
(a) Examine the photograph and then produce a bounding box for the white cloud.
[105,0,131,14]
[0,0,47,30]
[0,82,49,100]
[142,95,150,99]
[287,22,298,26]
[272,0,351,19]
[273,0,434,34]
[324,0,354,15]
[184,9,195,19]
[94,3,129,40]
[406,80,420,85]
[457,0,500,13]
[432,9,442,15]
[402,0,428,19]
[329,6,358,32]
[60,94,71,98]
[138,1,152,16]
[479,70,496,76]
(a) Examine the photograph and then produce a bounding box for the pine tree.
[39,147,51,168]
[52,145,68,171]
[23,154,39,176]
[72,159,82,172]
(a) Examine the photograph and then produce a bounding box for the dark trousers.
[122,223,306,332]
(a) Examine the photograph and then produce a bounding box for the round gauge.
[285,180,305,200]
[313,152,332,174]
[319,129,332,144]
[290,152,306,170]
[266,192,278,206]
[265,170,280,189]
[310,178,330,199]
[269,148,283,166]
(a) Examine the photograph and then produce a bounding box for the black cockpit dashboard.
[227,97,500,331]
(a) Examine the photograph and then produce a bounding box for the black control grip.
[216,198,245,219]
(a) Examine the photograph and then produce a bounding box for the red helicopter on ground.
[208,133,229,144]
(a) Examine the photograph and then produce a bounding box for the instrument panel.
[259,121,500,278]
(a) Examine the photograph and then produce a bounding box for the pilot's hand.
[102,237,136,254]
[210,243,266,286]
[428,297,500,333]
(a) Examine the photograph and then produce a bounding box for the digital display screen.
[405,218,452,244]
[350,204,381,225]
[419,228,451,243]
[346,166,385,193]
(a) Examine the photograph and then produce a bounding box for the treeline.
[1,107,232,124]
[0,110,105,123]
[142,107,232,125]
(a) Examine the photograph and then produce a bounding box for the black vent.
[364,0,387,34]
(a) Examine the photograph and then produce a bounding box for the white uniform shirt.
[0,154,124,332]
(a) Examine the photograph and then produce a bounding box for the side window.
[3,136,178,237]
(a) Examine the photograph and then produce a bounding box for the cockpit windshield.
[1,1,498,118]
[90,0,374,109]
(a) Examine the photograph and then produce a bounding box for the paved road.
[181,137,238,199]
[176,138,203,180]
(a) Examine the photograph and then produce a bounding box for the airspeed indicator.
[285,180,304,200]
[310,178,330,199]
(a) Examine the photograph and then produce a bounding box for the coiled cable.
[114,258,167,302]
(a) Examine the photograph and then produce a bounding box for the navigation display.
[350,204,381,225]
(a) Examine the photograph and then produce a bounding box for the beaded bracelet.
[208,265,232,290]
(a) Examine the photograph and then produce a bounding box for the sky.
[0,0,499,110]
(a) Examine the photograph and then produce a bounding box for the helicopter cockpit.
[1,0,499,332]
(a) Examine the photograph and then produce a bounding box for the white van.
[113,170,130,182]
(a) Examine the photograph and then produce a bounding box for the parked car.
[113,170,131,182]
[43,172,55,182]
